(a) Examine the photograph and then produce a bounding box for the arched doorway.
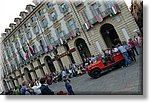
[100,23,121,48]
[24,68,32,81]
[9,76,15,88]
[75,38,91,61]
[45,56,56,73]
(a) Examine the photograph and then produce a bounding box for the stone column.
[71,51,82,65]
[60,55,72,69]
[53,60,61,72]
[6,81,11,90]
[14,79,19,87]
[30,71,37,81]
[67,40,83,65]
[42,66,51,74]
[23,75,27,82]
[18,77,23,85]
[35,68,44,78]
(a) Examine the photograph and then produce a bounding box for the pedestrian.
[118,44,129,67]
[14,86,21,95]
[64,79,75,95]
[123,41,136,62]
[137,33,143,47]
[30,81,41,95]
[61,68,67,81]
[40,77,55,95]
[20,81,34,95]
[128,38,139,56]
[68,67,73,78]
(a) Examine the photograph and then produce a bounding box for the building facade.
[0,0,140,91]
[130,0,143,33]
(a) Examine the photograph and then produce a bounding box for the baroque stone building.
[130,0,143,33]
[0,0,140,91]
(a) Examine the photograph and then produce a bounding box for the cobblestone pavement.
[48,54,143,95]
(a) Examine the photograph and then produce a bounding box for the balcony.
[13,29,80,69]
[83,5,121,30]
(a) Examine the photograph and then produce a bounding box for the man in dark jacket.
[40,77,54,95]
[64,79,75,95]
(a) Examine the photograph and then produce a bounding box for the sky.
[0,0,131,35]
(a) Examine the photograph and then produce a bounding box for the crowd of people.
[1,33,142,95]
[2,76,75,95]
[99,37,141,67]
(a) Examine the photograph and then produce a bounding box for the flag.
[59,38,64,45]
[45,46,50,52]
[22,47,26,53]
[22,47,28,59]
[17,51,25,61]
[71,31,77,38]
[26,53,29,59]
[111,5,118,15]
[27,43,34,55]
[83,21,90,30]
[29,46,33,55]
[49,43,53,50]
[96,14,103,23]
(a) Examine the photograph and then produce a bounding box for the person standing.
[64,79,75,95]
[123,41,136,62]
[118,44,129,67]
[30,81,41,95]
[40,77,54,95]
[128,38,139,56]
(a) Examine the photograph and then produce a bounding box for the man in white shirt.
[118,44,129,67]
[30,82,41,95]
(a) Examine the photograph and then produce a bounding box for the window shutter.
[59,5,63,13]
[49,14,53,21]
[65,3,69,12]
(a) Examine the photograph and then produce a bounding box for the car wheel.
[90,68,101,79]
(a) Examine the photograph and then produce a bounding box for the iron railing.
[13,28,80,69]
[83,5,121,29]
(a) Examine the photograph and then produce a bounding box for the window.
[10,45,15,53]
[50,38,54,44]
[67,19,77,31]
[47,1,53,8]
[15,40,20,48]
[74,0,83,6]
[47,34,51,42]
[6,50,10,58]
[41,18,48,28]
[24,23,27,28]
[31,16,36,22]
[56,27,64,37]
[33,26,39,34]
[49,11,57,21]
[18,29,21,35]
[108,0,116,7]
[38,10,43,16]
[81,9,89,22]
[20,37,25,45]
[59,3,68,13]
[32,44,37,53]
[26,31,32,40]
[39,40,45,51]
[90,3,100,16]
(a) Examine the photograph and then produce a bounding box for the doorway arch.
[75,38,91,61]
[100,23,121,48]
[24,68,32,81]
[44,56,56,73]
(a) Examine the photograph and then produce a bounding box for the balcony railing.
[14,28,80,69]
[84,5,121,30]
